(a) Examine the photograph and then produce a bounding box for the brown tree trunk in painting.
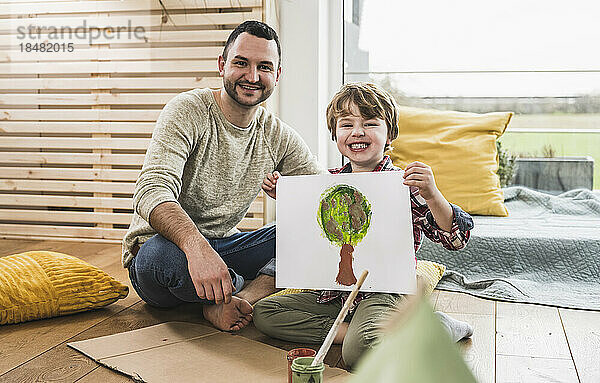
[336,243,357,286]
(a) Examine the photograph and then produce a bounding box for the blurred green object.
[348,297,478,383]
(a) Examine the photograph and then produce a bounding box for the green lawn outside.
[499,132,600,189]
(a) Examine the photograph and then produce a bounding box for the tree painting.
[317,184,372,286]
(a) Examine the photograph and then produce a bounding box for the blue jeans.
[128,224,276,308]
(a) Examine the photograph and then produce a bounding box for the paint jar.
[287,348,316,383]
[291,356,325,383]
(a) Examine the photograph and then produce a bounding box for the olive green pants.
[253,291,402,369]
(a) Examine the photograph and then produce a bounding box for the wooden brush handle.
[311,270,369,366]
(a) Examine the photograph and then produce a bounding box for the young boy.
[254,82,474,369]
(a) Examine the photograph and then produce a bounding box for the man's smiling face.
[219,32,281,108]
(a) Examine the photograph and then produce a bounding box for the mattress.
[418,186,600,310]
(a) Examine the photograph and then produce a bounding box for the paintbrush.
[311,270,369,367]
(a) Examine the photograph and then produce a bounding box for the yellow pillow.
[415,260,446,296]
[386,106,513,216]
[0,251,128,325]
[265,260,445,299]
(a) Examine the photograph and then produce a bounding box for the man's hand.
[148,201,236,304]
[402,161,441,201]
[186,242,235,305]
[261,171,280,199]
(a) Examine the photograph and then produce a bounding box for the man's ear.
[218,55,225,76]
[275,66,282,84]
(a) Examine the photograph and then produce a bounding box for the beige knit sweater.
[122,88,324,267]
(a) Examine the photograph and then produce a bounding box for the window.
[344,0,600,189]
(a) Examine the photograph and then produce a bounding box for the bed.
[418,186,600,310]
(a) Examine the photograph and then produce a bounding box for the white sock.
[435,311,474,342]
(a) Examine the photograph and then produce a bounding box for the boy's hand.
[402,161,441,201]
[261,171,280,199]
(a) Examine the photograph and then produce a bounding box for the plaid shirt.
[317,156,473,308]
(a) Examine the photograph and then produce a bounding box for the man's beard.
[223,78,274,107]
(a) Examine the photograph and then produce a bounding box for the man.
[122,21,323,331]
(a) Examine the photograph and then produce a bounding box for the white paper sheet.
[276,172,416,294]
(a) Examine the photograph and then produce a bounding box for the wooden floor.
[1,240,599,383]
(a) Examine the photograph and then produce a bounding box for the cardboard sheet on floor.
[67,321,349,382]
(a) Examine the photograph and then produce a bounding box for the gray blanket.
[418,186,600,310]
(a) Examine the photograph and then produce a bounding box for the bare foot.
[202,296,253,331]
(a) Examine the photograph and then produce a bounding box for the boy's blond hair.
[326,82,400,151]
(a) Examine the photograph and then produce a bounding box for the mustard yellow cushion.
[265,288,314,299]
[0,251,128,325]
[415,260,446,296]
[386,106,513,216]
[266,260,445,299]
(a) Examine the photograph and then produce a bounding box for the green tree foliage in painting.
[317,184,372,286]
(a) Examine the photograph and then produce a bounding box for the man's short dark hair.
[222,20,281,68]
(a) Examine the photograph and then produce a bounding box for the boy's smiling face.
[335,103,391,172]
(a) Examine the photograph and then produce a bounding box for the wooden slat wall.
[0,0,266,243]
